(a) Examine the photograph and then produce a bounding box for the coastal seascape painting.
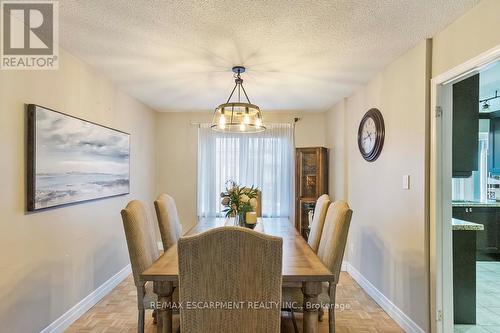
[27,105,130,211]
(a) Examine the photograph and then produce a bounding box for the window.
[197,123,294,218]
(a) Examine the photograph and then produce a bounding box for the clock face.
[360,117,377,154]
[357,108,385,162]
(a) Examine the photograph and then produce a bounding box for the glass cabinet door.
[299,150,318,198]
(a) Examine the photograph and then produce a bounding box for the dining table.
[140,217,335,333]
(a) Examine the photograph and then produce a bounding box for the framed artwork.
[27,104,130,211]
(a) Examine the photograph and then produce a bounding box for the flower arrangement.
[220,180,259,218]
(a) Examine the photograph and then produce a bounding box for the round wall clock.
[357,108,385,162]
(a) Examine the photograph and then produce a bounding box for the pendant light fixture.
[211,66,265,133]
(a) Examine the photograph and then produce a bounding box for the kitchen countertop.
[452,200,500,207]
[452,218,484,231]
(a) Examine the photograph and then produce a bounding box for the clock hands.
[362,132,374,141]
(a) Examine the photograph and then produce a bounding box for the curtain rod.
[189,121,296,127]
[189,118,300,126]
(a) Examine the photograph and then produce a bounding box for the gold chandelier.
[211,66,265,133]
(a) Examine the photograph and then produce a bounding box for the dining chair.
[282,200,352,333]
[317,201,352,333]
[178,226,283,333]
[255,189,262,217]
[307,194,331,253]
[121,200,178,332]
[154,193,182,251]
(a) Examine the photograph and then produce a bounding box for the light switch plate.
[403,175,410,190]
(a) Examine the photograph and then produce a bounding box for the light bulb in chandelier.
[255,118,262,128]
[219,115,226,129]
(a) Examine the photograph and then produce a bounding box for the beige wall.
[156,111,326,231]
[325,41,430,330]
[325,99,348,201]
[0,50,157,332]
[432,0,500,77]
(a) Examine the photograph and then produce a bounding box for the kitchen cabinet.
[452,218,484,325]
[453,229,477,324]
[489,117,500,175]
[452,74,479,178]
[452,206,500,259]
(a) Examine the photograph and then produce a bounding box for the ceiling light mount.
[232,66,246,75]
[211,66,265,133]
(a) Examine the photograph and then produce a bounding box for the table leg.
[154,281,173,333]
[302,281,322,333]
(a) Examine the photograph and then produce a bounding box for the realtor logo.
[1,1,58,69]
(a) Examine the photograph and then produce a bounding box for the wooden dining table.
[141,217,334,333]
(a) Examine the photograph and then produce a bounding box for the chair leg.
[289,309,299,333]
[138,309,145,333]
[281,308,299,333]
[328,283,337,333]
[319,307,324,322]
[136,284,146,333]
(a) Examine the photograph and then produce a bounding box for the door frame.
[430,44,500,333]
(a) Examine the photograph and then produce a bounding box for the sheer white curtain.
[197,123,294,218]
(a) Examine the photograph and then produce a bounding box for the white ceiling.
[59,0,479,112]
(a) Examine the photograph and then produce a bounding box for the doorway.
[431,46,500,333]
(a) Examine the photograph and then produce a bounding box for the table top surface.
[140,217,334,283]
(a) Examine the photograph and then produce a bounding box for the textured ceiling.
[59,0,479,112]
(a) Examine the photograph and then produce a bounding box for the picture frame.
[27,104,130,211]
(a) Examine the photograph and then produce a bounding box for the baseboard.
[345,262,425,333]
[341,260,348,272]
[40,264,132,333]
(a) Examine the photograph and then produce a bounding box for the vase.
[237,211,246,226]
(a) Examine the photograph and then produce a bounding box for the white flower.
[240,194,250,203]
[249,198,258,209]
[221,197,230,205]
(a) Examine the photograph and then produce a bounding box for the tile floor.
[455,262,500,333]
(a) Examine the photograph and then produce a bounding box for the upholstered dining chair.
[254,189,262,217]
[154,193,182,251]
[317,201,352,332]
[121,200,179,332]
[282,200,352,333]
[178,226,283,333]
[307,194,331,253]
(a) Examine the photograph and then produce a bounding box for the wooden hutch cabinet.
[295,147,328,240]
